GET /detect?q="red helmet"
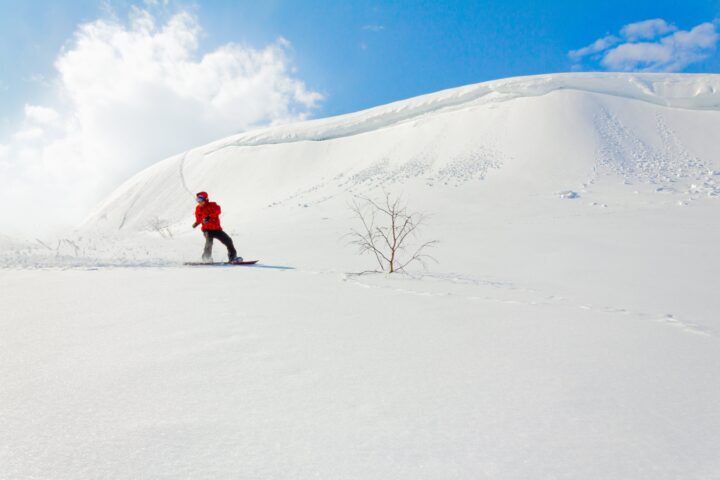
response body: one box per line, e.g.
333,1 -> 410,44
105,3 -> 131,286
196,191 -> 208,201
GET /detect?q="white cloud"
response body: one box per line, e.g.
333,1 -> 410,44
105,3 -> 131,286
603,22 -> 719,71
0,7 -> 322,233
568,35 -> 620,60
620,19 -> 677,41
24,105 -> 60,125
570,19 -> 719,72
13,127 -> 45,142
601,43 -> 673,71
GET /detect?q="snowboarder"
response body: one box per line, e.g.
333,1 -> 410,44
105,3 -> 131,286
192,191 -> 239,263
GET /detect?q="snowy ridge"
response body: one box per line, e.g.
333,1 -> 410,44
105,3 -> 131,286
203,72 -> 720,151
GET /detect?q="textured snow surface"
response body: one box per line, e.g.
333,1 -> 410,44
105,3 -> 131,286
2,268 -> 720,479
2,73 -> 720,479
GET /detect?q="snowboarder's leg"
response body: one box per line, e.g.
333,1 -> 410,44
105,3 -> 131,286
202,231 -> 214,262
213,230 -> 237,262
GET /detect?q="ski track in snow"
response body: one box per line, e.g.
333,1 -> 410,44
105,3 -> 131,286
3,251 -> 711,340
341,271 -> 716,339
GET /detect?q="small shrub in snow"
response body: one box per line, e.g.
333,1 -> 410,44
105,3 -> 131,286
347,192 -> 437,273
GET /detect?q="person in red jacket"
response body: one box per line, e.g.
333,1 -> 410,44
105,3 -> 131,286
192,191 -> 238,263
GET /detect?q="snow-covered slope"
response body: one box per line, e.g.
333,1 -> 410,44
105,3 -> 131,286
74,70 -> 720,337
4,73 -> 720,479
79,71 -> 720,325
86,72 -> 720,235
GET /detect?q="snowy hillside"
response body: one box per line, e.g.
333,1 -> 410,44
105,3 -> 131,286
81,72 -> 720,318
3,73 -> 720,479
86,72 -> 720,235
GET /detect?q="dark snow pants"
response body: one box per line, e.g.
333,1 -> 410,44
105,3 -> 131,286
203,229 -> 237,262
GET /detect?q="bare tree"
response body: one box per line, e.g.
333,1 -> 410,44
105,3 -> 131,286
347,192 -> 437,273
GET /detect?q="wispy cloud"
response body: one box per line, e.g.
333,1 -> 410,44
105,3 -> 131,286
568,35 -> 620,61
0,6 -> 322,232
569,19 -> 719,72
362,24 -> 385,32
620,19 -> 677,41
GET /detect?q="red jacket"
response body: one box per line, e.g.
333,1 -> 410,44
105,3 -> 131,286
195,202 -> 222,231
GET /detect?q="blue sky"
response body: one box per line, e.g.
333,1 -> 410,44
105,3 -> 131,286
1,0 -> 719,127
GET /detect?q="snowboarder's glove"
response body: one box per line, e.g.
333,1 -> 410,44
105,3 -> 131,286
203,216 -> 210,224
192,222 -> 199,228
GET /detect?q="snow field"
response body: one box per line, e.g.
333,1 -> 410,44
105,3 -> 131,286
2,267 -> 719,479
2,72 -> 720,478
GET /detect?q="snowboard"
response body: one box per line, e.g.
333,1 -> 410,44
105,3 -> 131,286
184,260 -> 259,266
